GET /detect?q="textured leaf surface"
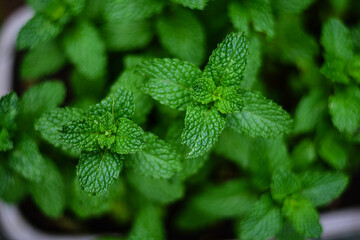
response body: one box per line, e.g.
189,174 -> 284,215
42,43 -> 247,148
111,68 -> 153,124
213,86 -> 244,114
128,171 -> 184,204
271,168 -> 301,202
112,118 -> 144,154
19,81 -> 66,120
170,0 -> 210,9
191,78 -> 216,104
182,104 -> 226,158
77,150 -> 123,195
320,53 -> 350,84
139,58 -> 202,110
128,132 -> 181,179
88,88 -> 135,120
128,205 -> 165,240
321,18 -> 353,60
0,92 -> 19,130
156,7 -> 205,65
189,180 -> 257,218
17,15 -> 63,50
282,195 -> 322,238
9,136 -> 46,182
30,159 -> 66,218
203,32 -> 248,89
104,0 -> 164,22
227,90 -> 293,138
329,87 -> 360,135
62,117 -> 101,151
63,21 -> 106,79
239,194 -> 283,240
300,171 -> 348,207
35,107 -> 84,155
21,41 -> 65,79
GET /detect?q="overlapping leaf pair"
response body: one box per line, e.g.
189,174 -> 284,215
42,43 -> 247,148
138,32 -> 293,158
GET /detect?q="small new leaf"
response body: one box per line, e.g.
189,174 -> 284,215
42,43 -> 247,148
182,104 -> 226,158
227,90 -> 293,138
203,32 -> 248,89
128,132 -> 181,179
271,168 -> 301,202
77,150 -> 123,195
213,86 -> 244,114
191,78 -> 216,104
138,58 -> 202,111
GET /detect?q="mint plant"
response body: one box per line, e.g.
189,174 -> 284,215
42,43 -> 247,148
1,0 -> 359,239
139,32 -> 292,158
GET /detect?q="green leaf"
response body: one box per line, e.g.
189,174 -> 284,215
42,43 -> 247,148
128,205 -> 165,240
300,171 -> 348,207
156,7 -> 205,65
182,104 -> 226,158
17,15 -> 63,50
348,55 -> 360,83
213,86 -> 244,114
112,118 -> 144,154
138,58 -> 202,110
104,0 -> 165,22
203,32 -> 248,89
228,2 -> 249,34
321,18 -> 353,60
0,162 -> 13,197
63,21 -> 106,80
64,0 -> 86,15
0,92 -> 19,130
62,116 -> 101,151
291,139 -> 316,170
77,150 -> 124,195
277,222 -> 306,240
96,112 -> 117,149
127,171 -> 184,204
128,132 -> 181,179
88,88 -> 135,120
294,90 -> 327,134
30,159 -> 65,218
239,194 -> 283,240
102,21 -> 153,51
318,133 -> 348,170
170,0 -> 210,10
191,77 -> 216,104
20,41 -> 65,79
70,178 -> 112,218
329,87 -> 360,135
271,168 -> 301,202
110,67 -> 153,124
27,0 -> 72,21
250,0 -> 274,38
227,90 -> 293,138
0,129 -> 13,152
19,81 -> 66,120
320,53 -> 350,84
35,107 -> 84,155
189,180 -> 257,218
9,136 -> 47,182
282,195 -> 322,238
273,0 -> 316,13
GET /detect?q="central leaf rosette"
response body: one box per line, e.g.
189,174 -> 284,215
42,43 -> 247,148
191,78 -> 244,114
